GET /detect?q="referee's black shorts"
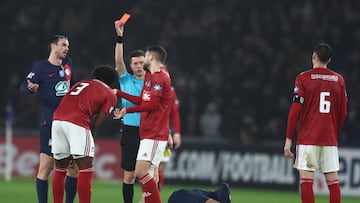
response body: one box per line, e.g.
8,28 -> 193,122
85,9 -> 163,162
120,125 -> 140,171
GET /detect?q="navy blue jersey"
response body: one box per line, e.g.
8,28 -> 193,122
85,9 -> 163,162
20,58 -> 76,125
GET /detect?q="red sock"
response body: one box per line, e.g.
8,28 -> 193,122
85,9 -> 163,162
300,178 -> 314,203
139,173 -> 162,203
327,180 -> 341,203
158,169 -> 165,191
77,166 -> 94,203
52,168 -> 67,203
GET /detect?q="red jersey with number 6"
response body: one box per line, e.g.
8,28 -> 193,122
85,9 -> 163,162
293,67 -> 347,146
53,79 -> 117,129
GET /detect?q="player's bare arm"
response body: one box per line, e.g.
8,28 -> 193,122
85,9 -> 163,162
114,20 -> 126,75
173,133 -> 181,149
91,111 -> 108,137
283,138 -> 294,159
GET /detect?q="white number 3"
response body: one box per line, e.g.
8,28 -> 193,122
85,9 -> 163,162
70,82 -> 89,95
319,92 -> 330,113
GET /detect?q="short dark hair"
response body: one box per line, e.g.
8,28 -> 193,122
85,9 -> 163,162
129,49 -> 145,62
147,46 -> 167,63
92,65 -> 119,88
313,43 -> 332,63
48,35 -> 68,51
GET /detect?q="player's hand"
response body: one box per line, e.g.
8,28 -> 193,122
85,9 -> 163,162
167,134 -> 174,149
114,20 -> 124,36
173,133 -> 181,149
283,138 -> 294,159
112,89 -> 118,95
113,108 -> 126,119
27,80 -> 39,92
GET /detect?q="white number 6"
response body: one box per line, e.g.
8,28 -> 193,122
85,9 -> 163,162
319,92 -> 330,113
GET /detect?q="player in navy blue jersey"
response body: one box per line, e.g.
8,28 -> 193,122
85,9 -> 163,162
20,35 -> 78,203
168,183 -> 231,203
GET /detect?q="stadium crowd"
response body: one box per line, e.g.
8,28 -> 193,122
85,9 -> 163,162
1,0 -> 359,147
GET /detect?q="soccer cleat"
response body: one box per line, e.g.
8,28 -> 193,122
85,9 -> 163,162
217,183 -> 231,203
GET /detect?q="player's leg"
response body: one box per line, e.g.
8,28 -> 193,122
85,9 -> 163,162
52,120 -> 72,203
36,123 -> 54,203
74,156 -> 94,203
136,139 -> 167,203
121,125 -> 140,203
321,147 -> 341,203
299,170 -> 315,203
158,148 -> 171,191
52,156 -> 72,203
294,145 -> 319,203
68,122 -> 95,203
65,159 -> 78,203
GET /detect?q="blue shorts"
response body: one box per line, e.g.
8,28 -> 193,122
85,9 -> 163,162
39,123 -> 52,156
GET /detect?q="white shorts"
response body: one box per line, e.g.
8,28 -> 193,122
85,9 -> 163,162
137,139 -> 167,167
294,145 -> 339,173
52,120 -> 95,160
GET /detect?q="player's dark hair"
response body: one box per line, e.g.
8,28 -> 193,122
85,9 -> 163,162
147,46 -> 167,63
313,43 -> 332,63
48,35 -> 68,51
129,50 -> 145,62
92,65 -> 119,88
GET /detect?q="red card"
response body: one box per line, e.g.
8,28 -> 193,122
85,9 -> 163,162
120,13 -> 131,25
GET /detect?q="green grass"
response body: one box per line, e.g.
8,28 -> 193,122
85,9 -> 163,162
0,178 -> 359,203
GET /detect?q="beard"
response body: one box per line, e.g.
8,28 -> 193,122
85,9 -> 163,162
143,63 -> 150,71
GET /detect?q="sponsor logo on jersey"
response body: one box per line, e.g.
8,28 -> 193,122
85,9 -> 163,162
55,81 -> 70,96
142,91 -> 151,101
48,73 -> 56,77
153,84 -> 162,91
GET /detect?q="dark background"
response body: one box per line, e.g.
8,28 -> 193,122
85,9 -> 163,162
1,0 -> 359,147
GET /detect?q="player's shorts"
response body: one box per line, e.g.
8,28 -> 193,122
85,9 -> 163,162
51,120 -> 95,160
294,145 -> 339,173
120,125 -> 140,171
137,139 -> 167,167
39,122 -> 52,156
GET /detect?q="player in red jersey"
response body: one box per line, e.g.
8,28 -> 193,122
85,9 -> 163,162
284,43 -> 348,203
51,65 -> 119,203
157,80 -> 182,192
114,46 -> 172,203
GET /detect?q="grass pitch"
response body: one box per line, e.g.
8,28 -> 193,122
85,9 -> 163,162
1,178 -> 359,202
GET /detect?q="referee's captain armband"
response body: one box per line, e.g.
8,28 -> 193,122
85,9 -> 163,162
293,95 -> 304,104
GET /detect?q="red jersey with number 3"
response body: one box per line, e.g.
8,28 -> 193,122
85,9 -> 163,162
53,79 -> 117,129
294,67 -> 347,146
140,68 -> 172,141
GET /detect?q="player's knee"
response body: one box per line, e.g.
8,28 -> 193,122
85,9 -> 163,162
123,172 -> 136,184
67,166 -> 79,177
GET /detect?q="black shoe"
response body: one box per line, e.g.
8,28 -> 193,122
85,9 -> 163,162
218,183 -> 231,203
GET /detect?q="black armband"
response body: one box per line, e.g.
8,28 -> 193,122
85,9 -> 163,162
116,36 -> 123,44
293,95 -> 304,104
